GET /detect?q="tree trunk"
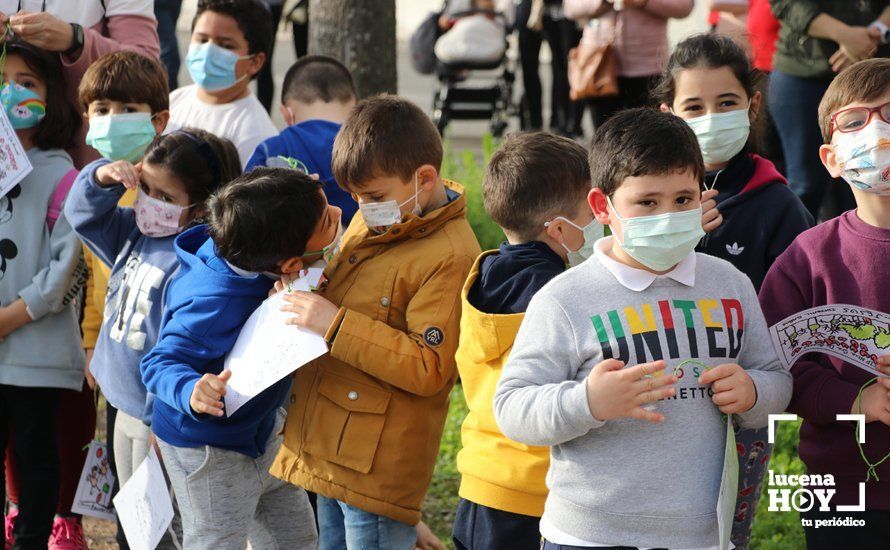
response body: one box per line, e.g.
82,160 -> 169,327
308,0 -> 397,98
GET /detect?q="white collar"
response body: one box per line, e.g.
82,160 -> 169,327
592,236 -> 696,291
224,260 -> 259,278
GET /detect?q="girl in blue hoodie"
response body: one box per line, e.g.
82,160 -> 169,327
655,33 -> 814,550
0,40 -> 85,548
64,129 -> 240,525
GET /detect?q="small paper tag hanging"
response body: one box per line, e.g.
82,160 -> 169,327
71,440 -> 117,521
0,101 -> 32,200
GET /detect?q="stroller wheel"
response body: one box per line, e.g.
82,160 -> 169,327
434,108 -> 449,136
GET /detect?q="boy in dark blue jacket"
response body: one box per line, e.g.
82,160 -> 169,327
246,55 -> 359,226
141,167 -> 342,549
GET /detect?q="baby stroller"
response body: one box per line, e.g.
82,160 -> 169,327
412,0 -> 517,138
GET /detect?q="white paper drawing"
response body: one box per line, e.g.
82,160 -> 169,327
769,304 -> 890,377
0,105 -> 32,200
113,447 -> 174,550
224,268 -> 328,417
71,440 -> 116,521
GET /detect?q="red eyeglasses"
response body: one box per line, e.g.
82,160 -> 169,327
830,101 -> 890,135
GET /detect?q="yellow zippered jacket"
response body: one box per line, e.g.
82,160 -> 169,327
455,250 -> 550,517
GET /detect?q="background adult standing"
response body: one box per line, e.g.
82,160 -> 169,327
155,0 -> 183,88
564,0 -> 694,128
0,2 -> 158,548
768,0 -> 890,220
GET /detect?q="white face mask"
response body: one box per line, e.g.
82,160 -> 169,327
359,172 -> 424,233
684,107 -> 750,165
544,216 -> 604,267
833,120 -> 890,196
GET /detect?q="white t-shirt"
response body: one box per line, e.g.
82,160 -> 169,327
168,84 -> 279,168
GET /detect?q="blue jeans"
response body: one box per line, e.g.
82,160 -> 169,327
154,0 -> 183,89
317,495 -> 417,550
768,70 -> 854,219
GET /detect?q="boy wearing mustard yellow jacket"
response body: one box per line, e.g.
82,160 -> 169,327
453,132 -> 602,550
270,95 -> 481,549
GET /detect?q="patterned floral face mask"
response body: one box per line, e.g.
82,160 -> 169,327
134,190 -> 194,238
833,120 -> 890,196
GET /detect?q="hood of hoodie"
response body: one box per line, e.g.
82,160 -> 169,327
282,119 -> 339,182
173,225 -> 274,299
458,251 -> 527,365
707,152 -> 787,211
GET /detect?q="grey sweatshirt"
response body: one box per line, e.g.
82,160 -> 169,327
493,252 -> 792,548
0,148 -> 85,390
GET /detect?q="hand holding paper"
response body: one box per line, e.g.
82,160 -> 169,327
280,291 -> 340,337
223,267 -> 329,417
190,370 -> 231,417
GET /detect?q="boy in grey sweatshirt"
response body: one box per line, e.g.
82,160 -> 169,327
494,109 -> 792,549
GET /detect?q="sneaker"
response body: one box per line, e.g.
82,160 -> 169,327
4,506 -> 16,550
48,516 -> 87,550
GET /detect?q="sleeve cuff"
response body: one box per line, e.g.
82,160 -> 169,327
179,378 -> 204,421
563,380 -> 606,433
324,307 -> 347,346
19,285 -> 51,321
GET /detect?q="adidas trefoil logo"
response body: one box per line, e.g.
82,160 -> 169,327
726,242 -> 745,256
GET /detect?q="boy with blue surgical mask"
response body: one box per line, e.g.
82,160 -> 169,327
169,0 -> 277,167
495,108 -> 792,549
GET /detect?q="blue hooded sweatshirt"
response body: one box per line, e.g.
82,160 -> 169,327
245,119 -> 358,226
65,159 -> 180,423
141,225 -> 289,457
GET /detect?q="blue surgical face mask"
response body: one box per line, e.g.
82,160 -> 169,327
86,113 -> 157,162
608,196 -> 704,272
186,42 -> 252,92
0,81 -> 45,129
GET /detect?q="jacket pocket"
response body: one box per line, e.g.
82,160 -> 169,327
304,374 -> 391,474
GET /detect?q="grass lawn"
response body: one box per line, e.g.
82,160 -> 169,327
424,385 -> 808,549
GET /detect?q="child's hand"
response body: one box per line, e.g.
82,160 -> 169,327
415,520 -> 445,550
84,348 -> 96,390
0,299 -> 32,340
280,291 -> 339,336
699,363 -> 756,414
95,161 -> 140,189
852,380 -> 890,425
585,359 -> 676,423
701,188 -> 723,233
876,355 -> 890,389
189,370 -> 231,417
